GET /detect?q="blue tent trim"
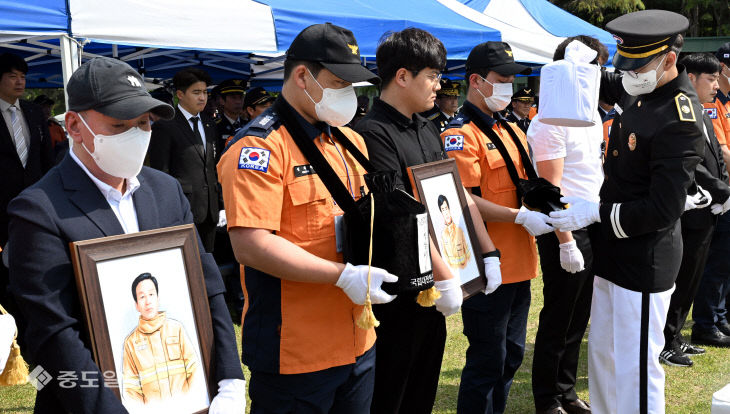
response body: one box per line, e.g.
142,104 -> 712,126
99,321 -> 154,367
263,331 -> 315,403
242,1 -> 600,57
0,0 -> 68,34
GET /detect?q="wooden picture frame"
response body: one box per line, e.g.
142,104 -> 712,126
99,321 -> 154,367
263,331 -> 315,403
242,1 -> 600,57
408,159 -> 487,299
70,224 -> 213,413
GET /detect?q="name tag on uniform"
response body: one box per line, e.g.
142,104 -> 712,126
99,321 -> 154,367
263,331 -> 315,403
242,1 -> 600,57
705,108 -> 718,119
134,339 -> 148,351
486,143 -> 497,150
444,135 -> 464,152
293,164 -> 316,177
334,215 -> 344,253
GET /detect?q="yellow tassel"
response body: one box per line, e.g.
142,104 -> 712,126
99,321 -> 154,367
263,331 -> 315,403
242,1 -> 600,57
416,286 -> 441,307
0,340 -> 28,386
356,299 -> 380,329
357,195 -> 381,330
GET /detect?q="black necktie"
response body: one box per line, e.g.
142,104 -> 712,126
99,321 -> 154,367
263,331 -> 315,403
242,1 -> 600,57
189,116 -> 203,143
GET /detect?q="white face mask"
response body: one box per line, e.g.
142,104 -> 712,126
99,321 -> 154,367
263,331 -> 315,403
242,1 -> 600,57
621,54 -> 668,96
78,114 -> 151,179
303,69 -> 357,127
476,76 -> 513,112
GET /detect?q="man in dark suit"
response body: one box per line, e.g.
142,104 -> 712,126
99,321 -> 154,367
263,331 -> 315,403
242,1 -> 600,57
149,68 -> 221,252
7,57 -> 245,413
0,52 -> 54,319
660,53 -> 730,367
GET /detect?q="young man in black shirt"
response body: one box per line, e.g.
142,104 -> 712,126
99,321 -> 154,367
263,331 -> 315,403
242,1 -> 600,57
354,28 -> 501,414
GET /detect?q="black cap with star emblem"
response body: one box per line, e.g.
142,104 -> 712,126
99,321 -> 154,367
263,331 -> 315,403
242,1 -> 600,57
243,86 -> 275,108
67,57 -> 174,120
437,79 -> 460,97
511,87 -> 535,101
606,10 -> 689,71
218,79 -> 246,95
466,41 -> 531,76
286,22 -> 379,84
716,42 -> 730,65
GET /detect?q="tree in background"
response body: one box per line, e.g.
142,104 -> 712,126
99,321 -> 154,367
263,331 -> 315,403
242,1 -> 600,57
551,0 -> 730,37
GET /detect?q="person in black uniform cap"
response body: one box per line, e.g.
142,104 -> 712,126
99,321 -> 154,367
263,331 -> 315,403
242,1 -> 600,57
215,79 -> 246,158
549,10 -> 705,414
242,86 -> 275,123
506,87 -> 535,133
420,78 -> 460,131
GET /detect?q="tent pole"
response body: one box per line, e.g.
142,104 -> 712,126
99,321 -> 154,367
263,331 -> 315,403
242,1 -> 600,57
60,35 -> 80,109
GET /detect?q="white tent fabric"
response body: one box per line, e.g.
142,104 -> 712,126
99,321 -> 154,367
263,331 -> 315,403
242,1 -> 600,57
438,0 -> 564,64
68,0 -> 277,53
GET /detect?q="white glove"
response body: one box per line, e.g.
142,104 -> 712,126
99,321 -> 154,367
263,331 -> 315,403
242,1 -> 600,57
336,263 -> 398,305
549,196 -> 600,232
434,277 -> 463,317
711,196 -> 730,215
208,379 -> 246,414
483,256 -> 502,295
514,206 -> 555,236
217,210 -> 227,227
0,314 -> 16,375
685,185 -> 712,211
559,240 -> 585,274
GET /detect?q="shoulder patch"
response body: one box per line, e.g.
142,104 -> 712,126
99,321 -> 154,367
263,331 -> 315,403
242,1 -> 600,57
224,108 -> 281,154
675,93 -> 696,122
705,107 -> 718,119
444,135 -> 464,152
427,112 -> 440,121
238,147 -> 271,172
445,113 -> 468,129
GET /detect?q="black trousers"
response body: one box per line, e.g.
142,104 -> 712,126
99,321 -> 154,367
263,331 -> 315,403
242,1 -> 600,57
663,224 -> 715,345
532,228 -> 594,411
370,293 -> 446,414
195,211 -> 217,253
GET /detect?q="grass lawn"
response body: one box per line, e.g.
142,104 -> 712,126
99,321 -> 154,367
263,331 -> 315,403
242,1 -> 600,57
2,277 -> 729,413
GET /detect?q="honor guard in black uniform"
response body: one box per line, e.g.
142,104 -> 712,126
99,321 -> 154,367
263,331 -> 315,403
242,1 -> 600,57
506,87 -> 535,133
548,10 -> 705,414
215,79 -> 246,159
420,78 -> 460,131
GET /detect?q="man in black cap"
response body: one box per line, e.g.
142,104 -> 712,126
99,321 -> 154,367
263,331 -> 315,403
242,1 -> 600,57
421,78 -> 461,131
441,41 -> 556,414
506,87 -> 535,133
548,10 -> 705,414
242,86 -> 275,125
218,23 -> 395,413
215,79 -> 246,156
7,56 -> 245,413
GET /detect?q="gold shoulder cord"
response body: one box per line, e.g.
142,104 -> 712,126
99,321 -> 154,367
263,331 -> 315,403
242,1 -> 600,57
0,303 -> 29,385
356,195 -> 380,329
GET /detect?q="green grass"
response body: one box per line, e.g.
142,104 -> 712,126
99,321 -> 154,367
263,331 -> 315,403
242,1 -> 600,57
2,278 -> 729,413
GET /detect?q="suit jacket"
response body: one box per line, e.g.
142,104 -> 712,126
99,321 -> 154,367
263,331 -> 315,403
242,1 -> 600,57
682,113 -> 730,230
0,99 -> 54,245
7,155 -> 243,413
149,108 -> 219,224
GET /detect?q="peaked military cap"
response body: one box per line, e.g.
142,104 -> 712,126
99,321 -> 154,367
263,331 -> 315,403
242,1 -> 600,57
511,87 -> 535,101
437,79 -> 460,97
218,79 -> 247,95
606,10 -> 689,71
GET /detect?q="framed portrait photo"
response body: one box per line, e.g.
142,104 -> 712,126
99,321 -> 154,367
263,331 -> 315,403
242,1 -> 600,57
408,158 -> 486,298
70,224 -> 214,414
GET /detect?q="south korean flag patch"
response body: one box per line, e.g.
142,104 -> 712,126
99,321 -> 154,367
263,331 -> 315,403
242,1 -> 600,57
238,147 -> 271,172
705,107 -> 718,119
444,135 -> 464,152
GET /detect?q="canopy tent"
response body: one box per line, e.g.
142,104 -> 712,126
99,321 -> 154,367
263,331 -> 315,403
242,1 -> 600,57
0,0 -> 617,92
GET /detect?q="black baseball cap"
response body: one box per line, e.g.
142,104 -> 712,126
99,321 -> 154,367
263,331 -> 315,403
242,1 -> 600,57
243,87 -> 275,108
286,23 -> 380,84
466,41 -> 531,76
67,57 -> 174,120
716,42 -> 730,65
606,10 -> 688,71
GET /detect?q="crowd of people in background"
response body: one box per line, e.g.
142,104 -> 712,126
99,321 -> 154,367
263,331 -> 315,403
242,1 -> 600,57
2,8 -> 730,414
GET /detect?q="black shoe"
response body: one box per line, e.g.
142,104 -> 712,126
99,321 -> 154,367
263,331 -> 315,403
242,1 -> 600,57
717,321 -> 730,336
679,340 -> 706,355
691,327 -> 730,348
659,348 -> 693,367
562,398 -> 591,414
536,406 -> 568,414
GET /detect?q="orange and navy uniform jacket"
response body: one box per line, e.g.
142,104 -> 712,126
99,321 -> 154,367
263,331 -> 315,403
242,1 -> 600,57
703,91 -> 730,147
441,101 -> 538,285
217,98 -> 375,375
